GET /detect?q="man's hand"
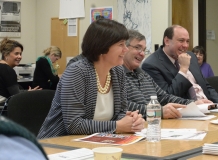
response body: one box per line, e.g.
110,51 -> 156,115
163,103 -> 186,119
178,53 -> 191,74
195,99 -> 212,105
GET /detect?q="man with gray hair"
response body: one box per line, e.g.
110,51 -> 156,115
123,29 -> 210,119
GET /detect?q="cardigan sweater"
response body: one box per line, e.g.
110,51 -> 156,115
37,58 -> 127,139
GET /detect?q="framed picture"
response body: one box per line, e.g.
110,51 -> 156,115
90,7 -> 113,23
0,1 -> 21,37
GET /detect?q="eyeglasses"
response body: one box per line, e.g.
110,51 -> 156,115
128,45 -> 150,55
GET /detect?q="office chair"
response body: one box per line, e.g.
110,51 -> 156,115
6,90 -> 55,136
206,76 -> 218,93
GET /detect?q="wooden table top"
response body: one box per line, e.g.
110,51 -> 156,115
40,113 -> 218,159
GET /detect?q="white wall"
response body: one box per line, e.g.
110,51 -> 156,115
36,0 -> 59,59
206,0 -> 218,75
151,0 -> 171,52
1,0 -> 202,65
79,0 -> 117,54
10,0 -> 172,64
0,0 -> 36,64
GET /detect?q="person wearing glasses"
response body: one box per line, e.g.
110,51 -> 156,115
123,29 -> 210,119
37,19 -> 144,139
192,46 -> 214,78
142,25 -> 218,103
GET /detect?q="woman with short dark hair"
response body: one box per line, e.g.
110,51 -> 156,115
38,19 -> 144,139
192,46 -> 214,78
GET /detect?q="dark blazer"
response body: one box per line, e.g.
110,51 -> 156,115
142,46 -> 218,103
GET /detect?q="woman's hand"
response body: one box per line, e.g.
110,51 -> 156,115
116,110 -> 144,133
28,86 -> 42,91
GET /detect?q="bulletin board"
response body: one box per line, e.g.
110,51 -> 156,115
51,17 -> 79,74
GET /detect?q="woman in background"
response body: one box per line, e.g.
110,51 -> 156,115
0,38 -> 40,106
37,19 -> 144,139
32,46 -> 62,90
192,46 -> 214,78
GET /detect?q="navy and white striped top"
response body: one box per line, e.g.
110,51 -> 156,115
124,66 -> 193,119
37,58 -> 127,139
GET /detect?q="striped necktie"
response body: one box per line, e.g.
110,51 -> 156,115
175,60 -> 180,70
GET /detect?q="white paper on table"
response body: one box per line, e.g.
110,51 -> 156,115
179,115 -> 216,120
197,103 -> 213,113
135,128 -> 207,140
178,102 -> 206,117
210,109 -> 218,113
48,148 -> 93,160
202,143 -> 218,155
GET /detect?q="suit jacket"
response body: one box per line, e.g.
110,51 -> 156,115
37,58 -> 127,139
142,46 -> 218,103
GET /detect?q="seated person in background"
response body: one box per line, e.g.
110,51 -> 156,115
0,38 -> 40,106
192,46 -> 214,78
0,116 -> 47,160
123,30 -> 211,119
32,46 -> 62,90
142,25 -> 218,103
37,19 -> 144,139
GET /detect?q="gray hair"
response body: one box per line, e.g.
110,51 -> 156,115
126,29 -> 146,46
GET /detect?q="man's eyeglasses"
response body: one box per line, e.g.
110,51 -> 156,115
128,45 -> 150,55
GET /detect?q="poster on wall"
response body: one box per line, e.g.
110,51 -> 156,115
117,0 -> 151,52
0,1 -> 21,37
90,7 -> 113,23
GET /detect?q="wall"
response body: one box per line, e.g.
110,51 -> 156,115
35,0 -> 171,57
0,0 -> 202,65
79,0 -> 117,54
7,0 -> 172,64
206,0 -> 218,76
0,0 -> 36,64
36,0 -> 59,59
151,0 -> 171,52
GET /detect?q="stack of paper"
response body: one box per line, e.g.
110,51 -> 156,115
202,143 -> 218,155
178,102 -> 216,120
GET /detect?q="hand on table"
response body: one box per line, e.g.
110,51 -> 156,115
163,103 -> 186,119
116,110 -> 144,133
195,99 -> 212,105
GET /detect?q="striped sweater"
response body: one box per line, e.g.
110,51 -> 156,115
124,66 -> 193,118
37,58 -> 127,139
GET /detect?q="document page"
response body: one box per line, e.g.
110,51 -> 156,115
48,148 -> 93,160
177,102 -> 216,120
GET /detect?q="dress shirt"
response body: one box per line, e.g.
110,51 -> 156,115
164,52 -> 207,100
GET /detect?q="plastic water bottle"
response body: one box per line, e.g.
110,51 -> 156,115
146,96 -> 161,142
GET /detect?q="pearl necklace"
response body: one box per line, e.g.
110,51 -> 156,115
95,68 -> 111,94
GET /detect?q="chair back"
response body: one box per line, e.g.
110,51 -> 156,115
206,76 -> 218,93
6,90 -> 55,136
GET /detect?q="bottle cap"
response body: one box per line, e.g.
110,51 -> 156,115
150,96 -> 157,99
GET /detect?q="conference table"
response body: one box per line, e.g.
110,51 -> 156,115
39,113 -> 218,160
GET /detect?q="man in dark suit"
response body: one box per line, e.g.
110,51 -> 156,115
142,25 -> 218,103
